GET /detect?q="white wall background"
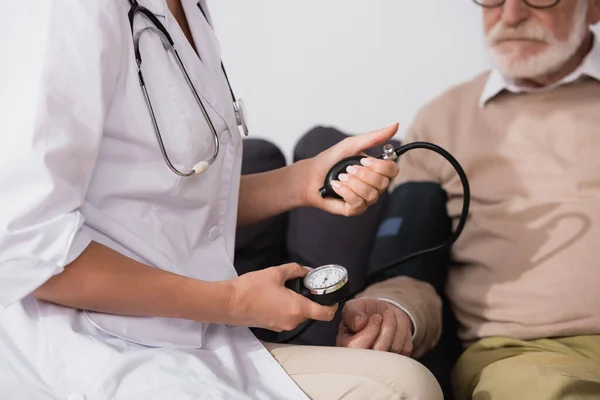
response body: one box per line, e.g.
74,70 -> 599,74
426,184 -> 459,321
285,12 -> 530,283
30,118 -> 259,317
207,1 -> 592,160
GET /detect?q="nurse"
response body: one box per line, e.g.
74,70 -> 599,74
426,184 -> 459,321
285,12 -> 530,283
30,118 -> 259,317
0,1 -> 441,399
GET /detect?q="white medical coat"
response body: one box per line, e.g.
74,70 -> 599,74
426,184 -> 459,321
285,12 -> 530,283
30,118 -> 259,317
0,1 -> 308,399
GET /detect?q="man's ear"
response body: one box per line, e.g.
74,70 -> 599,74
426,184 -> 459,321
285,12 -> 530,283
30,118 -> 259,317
589,0 -> 600,25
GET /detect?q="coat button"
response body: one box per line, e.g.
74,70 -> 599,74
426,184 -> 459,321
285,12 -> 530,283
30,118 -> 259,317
220,131 -> 231,145
68,394 -> 86,400
208,226 -> 219,241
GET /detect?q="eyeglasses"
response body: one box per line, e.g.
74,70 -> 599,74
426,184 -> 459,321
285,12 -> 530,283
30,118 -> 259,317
473,0 -> 560,9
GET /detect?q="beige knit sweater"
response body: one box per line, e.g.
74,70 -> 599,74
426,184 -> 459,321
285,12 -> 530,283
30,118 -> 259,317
358,72 -> 600,357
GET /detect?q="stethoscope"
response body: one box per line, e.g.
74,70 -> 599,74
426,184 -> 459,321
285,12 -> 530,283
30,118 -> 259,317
127,0 -> 248,177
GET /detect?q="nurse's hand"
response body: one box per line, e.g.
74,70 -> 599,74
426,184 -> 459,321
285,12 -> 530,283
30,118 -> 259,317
302,123 -> 400,217
228,263 -> 338,332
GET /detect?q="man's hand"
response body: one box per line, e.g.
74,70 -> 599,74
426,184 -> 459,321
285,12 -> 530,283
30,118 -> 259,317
300,124 -> 400,217
336,297 -> 413,356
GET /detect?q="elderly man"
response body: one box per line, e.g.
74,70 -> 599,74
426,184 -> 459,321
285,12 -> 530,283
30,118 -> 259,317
340,0 -> 600,399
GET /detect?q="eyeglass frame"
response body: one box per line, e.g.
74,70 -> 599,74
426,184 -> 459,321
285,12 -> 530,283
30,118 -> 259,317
473,0 -> 561,9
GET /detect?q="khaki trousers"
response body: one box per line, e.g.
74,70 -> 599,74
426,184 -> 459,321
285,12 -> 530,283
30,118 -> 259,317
452,335 -> 600,400
264,343 -> 443,400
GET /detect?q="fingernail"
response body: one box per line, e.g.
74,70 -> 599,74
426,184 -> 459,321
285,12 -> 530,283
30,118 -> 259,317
331,180 -> 341,188
346,166 -> 357,175
360,158 -> 372,167
338,173 -> 349,182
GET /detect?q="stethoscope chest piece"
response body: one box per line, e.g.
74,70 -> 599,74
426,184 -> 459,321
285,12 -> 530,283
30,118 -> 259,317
286,264 -> 350,306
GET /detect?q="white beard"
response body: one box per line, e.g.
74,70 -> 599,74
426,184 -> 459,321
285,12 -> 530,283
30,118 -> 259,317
484,1 -> 589,79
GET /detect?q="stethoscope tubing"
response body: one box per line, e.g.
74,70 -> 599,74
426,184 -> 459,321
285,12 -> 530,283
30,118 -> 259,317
129,0 -> 239,177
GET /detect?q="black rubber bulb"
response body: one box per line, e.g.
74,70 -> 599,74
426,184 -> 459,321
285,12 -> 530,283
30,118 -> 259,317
285,277 -> 310,297
318,155 -> 364,199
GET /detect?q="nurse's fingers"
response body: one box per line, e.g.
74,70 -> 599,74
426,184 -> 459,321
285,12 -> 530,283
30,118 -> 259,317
330,181 -> 367,215
359,157 -> 400,180
337,173 -> 381,207
304,300 -> 338,322
277,263 -> 310,283
344,165 -> 389,194
334,124 -> 399,160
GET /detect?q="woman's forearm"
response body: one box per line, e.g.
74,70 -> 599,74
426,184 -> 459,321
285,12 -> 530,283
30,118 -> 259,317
33,241 -> 233,324
237,160 -> 307,227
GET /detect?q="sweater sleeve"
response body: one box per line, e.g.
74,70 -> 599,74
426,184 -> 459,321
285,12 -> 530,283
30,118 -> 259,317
0,1 -> 123,308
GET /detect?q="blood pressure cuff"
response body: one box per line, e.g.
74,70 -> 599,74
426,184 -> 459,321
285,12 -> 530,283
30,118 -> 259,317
366,181 -> 452,294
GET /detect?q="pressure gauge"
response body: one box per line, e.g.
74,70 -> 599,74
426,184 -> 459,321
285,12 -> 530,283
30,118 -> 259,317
285,264 -> 350,306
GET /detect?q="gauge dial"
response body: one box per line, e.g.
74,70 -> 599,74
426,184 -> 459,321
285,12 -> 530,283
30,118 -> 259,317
304,264 -> 348,295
